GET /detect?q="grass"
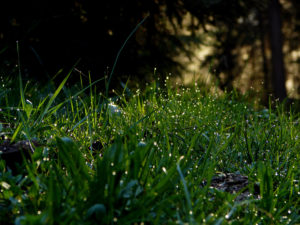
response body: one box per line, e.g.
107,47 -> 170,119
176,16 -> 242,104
0,73 -> 299,225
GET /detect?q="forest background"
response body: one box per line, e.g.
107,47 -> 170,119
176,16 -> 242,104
1,0 -> 299,105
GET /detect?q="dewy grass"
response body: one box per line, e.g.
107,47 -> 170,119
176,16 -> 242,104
0,75 -> 299,224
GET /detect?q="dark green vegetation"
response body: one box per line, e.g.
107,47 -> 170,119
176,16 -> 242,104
0,75 -> 299,224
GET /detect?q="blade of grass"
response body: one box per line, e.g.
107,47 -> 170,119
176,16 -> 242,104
47,76 -> 106,114
105,15 -> 149,96
34,62 -> 79,126
11,123 -> 22,143
177,162 -> 194,223
17,41 -> 26,112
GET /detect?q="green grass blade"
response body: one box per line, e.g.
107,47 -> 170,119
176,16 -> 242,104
34,66 -> 75,125
177,162 -> 194,222
105,15 -> 149,96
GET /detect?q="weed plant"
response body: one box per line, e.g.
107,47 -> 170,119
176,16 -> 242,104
0,73 -> 299,225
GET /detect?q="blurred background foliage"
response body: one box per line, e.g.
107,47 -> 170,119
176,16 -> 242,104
0,0 -> 299,104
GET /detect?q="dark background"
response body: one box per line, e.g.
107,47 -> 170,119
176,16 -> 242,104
0,0 -> 299,103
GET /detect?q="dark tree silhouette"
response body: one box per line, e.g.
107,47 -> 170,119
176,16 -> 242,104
269,0 -> 287,101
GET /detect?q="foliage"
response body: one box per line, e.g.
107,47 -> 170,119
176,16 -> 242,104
2,0 -> 300,101
0,75 -> 299,224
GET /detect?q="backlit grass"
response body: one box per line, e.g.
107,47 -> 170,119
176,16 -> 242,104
0,75 -> 299,225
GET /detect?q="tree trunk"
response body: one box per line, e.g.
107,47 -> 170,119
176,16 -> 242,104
258,10 -> 270,101
269,0 -> 287,101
